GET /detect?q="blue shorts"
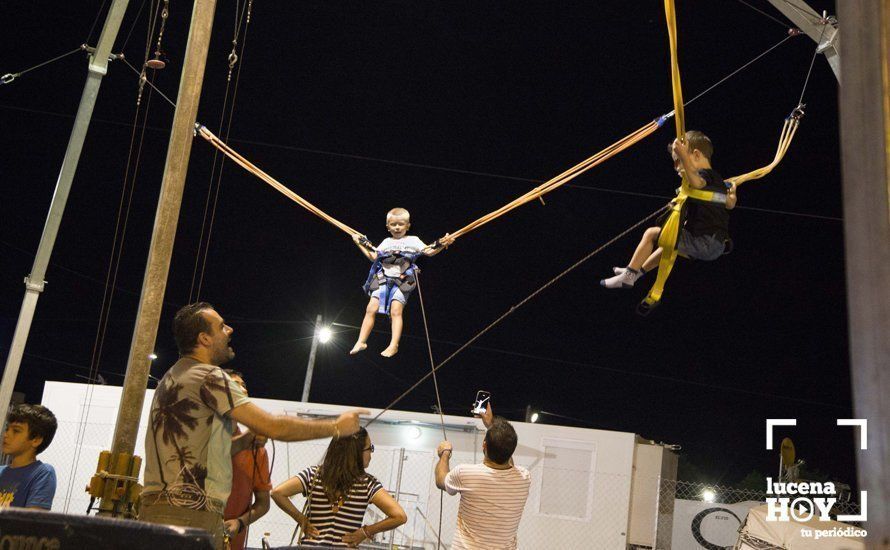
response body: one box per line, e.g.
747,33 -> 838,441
372,287 -> 407,314
677,230 -> 726,261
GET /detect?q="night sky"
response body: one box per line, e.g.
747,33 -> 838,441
1,1 -> 851,488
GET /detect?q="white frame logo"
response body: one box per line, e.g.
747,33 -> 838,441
764,418 -> 868,523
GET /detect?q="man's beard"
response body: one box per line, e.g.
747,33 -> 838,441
213,344 -> 235,365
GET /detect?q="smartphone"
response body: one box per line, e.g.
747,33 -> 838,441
471,390 -> 491,416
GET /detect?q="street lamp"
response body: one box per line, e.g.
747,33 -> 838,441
302,315 -> 332,402
316,326 -> 333,344
525,407 -> 594,427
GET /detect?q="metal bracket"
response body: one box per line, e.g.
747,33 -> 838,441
816,25 -> 838,55
23,276 -> 45,293
88,450 -> 143,518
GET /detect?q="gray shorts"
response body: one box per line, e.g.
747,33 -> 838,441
372,286 -> 407,313
678,230 -> 726,261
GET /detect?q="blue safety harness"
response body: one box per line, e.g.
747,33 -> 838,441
362,251 -> 421,315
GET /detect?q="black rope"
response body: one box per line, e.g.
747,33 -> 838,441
734,0 -> 790,29
120,57 -> 176,107
190,0 -> 254,302
63,68 -> 159,513
683,33 -> 796,109
85,0 -> 111,45
781,0 -> 825,26
414,272 -> 446,550
119,0 -> 150,54
1,47 -> 84,85
797,22 -> 827,107
63,1 -> 169,511
415,273 -> 447,441
367,204 -> 669,425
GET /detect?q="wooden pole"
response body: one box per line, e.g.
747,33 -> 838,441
98,0 -> 218,515
837,1 -> 890,546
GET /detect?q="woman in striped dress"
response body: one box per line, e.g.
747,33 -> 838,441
271,427 -> 407,547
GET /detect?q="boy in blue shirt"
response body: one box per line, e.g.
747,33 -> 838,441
0,404 -> 58,509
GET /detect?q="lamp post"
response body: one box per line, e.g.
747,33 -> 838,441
525,408 -> 589,426
301,315 -> 332,402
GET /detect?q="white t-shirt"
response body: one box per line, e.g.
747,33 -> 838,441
376,236 -> 426,277
445,463 -> 531,550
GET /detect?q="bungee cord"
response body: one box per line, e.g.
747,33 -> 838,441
194,26 -> 799,250
440,119 -> 664,243
196,125 -> 369,240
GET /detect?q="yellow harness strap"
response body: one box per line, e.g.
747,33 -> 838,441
639,2 -> 803,315
726,111 -> 802,187
639,0 -> 687,314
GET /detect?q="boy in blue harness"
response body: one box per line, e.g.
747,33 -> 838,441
350,208 -> 451,358
600,131 -> 737,289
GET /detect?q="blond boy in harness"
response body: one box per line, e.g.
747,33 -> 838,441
350,208 -> 451,358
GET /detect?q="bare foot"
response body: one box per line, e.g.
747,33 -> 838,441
380,345 -> 399,358
349,342 -> 367,355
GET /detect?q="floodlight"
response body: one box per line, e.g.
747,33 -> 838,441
702,488 -> 716,503
317,326 -> 333,344
530,412 -> 539,423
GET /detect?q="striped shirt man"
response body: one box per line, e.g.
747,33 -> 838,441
445,462 -> 531,550
296,465 -> 383,547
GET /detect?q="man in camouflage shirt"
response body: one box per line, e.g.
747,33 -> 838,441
140,303 -> 366,549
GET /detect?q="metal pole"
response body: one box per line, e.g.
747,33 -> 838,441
100,0 -> 218,514
837,2 -> 890,545
0,0 -> 130,417
765,0 -> 839,80
301,314 -> 322,402
392,448 -> 406,550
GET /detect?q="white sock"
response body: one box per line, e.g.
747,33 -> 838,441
600,268 -> 642,289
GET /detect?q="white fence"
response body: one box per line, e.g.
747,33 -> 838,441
41,381 -> 649,549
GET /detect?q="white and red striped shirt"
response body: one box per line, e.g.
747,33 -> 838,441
445,463 -> 531,550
